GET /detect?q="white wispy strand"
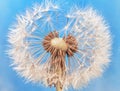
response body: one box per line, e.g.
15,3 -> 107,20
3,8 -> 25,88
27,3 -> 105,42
8,0 -> 111,90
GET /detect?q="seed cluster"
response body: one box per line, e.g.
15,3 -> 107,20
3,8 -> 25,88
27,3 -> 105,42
42,31 -> 78,88
64,35 -> 78,57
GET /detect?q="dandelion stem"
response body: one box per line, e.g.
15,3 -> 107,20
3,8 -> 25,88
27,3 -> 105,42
56,81 -> 62,91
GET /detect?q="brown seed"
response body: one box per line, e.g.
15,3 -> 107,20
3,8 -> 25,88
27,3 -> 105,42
42,31 -> 78,87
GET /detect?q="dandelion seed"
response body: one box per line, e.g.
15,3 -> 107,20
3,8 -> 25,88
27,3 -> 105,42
8,0 -> 111,91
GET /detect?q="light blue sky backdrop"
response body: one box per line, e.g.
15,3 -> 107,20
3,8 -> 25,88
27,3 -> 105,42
0,0 -> 120,91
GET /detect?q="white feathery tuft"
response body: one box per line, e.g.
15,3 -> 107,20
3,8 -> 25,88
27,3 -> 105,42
8,0 -> 111,90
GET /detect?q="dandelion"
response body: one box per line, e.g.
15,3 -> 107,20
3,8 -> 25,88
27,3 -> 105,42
8,0 -> 111,91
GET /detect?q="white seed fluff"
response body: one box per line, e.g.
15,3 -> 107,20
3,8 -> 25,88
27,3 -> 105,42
8,0 -> 111,90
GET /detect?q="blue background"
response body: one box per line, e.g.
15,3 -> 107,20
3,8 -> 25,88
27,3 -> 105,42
0,0 -> 120,91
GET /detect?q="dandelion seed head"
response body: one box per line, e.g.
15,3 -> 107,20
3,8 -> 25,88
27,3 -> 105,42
8,0 -> 111,90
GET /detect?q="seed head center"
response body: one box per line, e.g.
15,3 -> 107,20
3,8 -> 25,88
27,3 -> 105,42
51,38 -> 68,51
